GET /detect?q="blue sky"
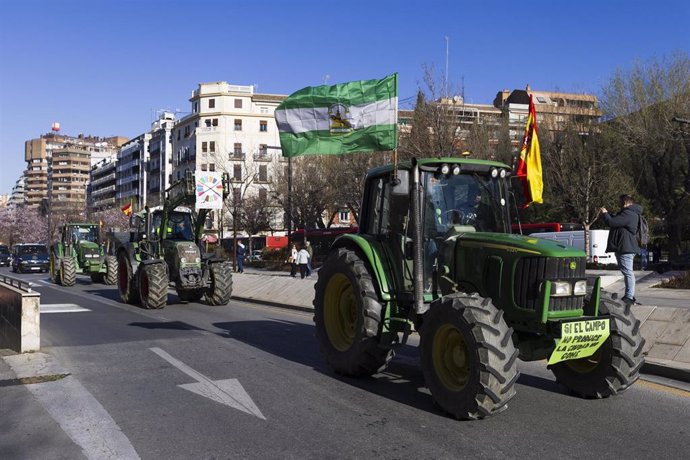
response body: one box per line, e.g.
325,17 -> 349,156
1,0 -> 688,195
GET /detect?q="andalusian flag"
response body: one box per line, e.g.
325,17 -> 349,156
516,94 -> 543,206
275,74 -> 398,157
121,202 -> 132,216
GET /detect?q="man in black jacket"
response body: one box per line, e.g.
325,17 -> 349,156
601,195 -> 643,304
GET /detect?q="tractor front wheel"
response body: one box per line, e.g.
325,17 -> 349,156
60,256 -> 77,287
139,263 -> 168,309
313,248 -> 393,377
205,262 -> 233,306
420,294 -> 519,420
104,256 -> 118,285
549,294 -> 645,398
117,253 -> 139,305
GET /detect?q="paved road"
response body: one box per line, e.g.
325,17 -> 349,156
2,269 -> 690,459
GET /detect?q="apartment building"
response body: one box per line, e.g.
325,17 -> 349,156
7,176 -> 26,209
23,132 -> 126,209
88,157 -> 118,211
147,112 -> 176,207
172,81 -> 287,233
116,133 -> 150,210
49,146 -> 92,211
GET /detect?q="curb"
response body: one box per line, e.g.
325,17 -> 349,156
642,358 -> 690,384
230,295 -> 314,314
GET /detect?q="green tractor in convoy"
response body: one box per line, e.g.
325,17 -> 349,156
314,157 -> 645,419
116,171 -> 233,309
50,223 -> 118,286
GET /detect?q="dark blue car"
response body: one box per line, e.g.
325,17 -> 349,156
0,245 -> 10,267
12,244 -> 49,273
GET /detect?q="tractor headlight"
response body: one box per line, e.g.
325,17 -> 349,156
440,163 -> 450,175
551,281 -> 572,297
573,280 -> 587,296
499,169 -> 507,178
452,165 -> 461,175
490,168 -> 498,178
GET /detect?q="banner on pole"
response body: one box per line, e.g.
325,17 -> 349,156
195,172 -> 224,210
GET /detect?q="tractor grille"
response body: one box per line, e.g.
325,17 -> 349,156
513,257 -> 586,312
176,243 -> 200,266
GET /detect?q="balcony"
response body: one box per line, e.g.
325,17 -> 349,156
229,152 -> 245,160
253,153 -> 272,162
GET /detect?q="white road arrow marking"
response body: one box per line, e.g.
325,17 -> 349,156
149,347 -> 265,420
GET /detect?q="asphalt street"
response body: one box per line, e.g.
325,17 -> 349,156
2,267 -> 689,459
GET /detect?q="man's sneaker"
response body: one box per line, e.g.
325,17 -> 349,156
621,296 -> 635,304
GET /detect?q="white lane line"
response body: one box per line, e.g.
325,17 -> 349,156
150,347 -> 265,420
4,352 -> 140,460
41,303 -> 91,314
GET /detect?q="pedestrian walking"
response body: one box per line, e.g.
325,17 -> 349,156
296,244 -> 310,279
601,194 -> 643,304
289,243 -> 298,277
305,241 -> 313,276
236,241 -> 246,273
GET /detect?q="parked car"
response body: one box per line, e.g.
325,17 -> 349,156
12,244 -> 49,273
248,250 -> 263,262
0,245 -> 10,267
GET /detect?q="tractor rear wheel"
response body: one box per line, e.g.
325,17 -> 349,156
60,256 -> 77,287
313,248 -> 393,377
139,263 -> 168,309
117,253 -> 139,305
178,289 -> 204,302
49,253 -> 60,284
549,294 -> 645,398
205,262 -> 233,306
420,294 -> 519,420
104,256 -> 118,285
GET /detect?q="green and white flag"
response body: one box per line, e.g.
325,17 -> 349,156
275,73 -> 398,157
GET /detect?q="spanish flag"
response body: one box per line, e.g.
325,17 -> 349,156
121,203 -> 132,216
516,94 -> 543,206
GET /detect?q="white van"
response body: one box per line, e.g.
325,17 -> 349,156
528,229 -> 617,265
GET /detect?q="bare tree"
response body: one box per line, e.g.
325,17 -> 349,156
600,53 -> 690,259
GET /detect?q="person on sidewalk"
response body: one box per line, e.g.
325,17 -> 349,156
296,244 -> 310,279
289,243 -> 298,277
305,241 -> 313,277
601,194 -> 643,304
236,241 -> 246,273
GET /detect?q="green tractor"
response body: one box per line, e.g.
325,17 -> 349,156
314,158 -> 645,419
116,171 -> 233,309
50,223 -> 118,286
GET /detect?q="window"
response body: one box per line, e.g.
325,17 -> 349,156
209,99 -> 215,109
259,165 -> 267,182
205,119 -> 211,127
234,143 -> 242,156
202,142 -> 208,153
259,120 -> 268,132
209,141 -> 215,152
259,188 -> 267,201
339,210 -> 350,222
177,130 -> 180,140
194,102 -> 198,113
209,163 -> 215,172
233,164 -> 241,180
201,164 -> 208,171
259,144 -> 267,155
234,119 -> 242,131
212,118 -> 218,126
234,99 -> 242,108
260,106 -> 269,114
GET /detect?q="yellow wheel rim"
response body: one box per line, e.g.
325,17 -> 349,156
564,346 -> 603,374
433,324 -> 471,391
323,273 -> 357,352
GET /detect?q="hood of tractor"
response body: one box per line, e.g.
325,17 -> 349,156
452,231 -> 586,258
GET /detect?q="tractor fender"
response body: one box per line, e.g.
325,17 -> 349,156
331,234 -> 392,302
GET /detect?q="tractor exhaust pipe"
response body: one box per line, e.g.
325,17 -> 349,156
410,158 -> 427,314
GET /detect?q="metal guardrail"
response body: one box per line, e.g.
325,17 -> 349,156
0,274 -> 34,293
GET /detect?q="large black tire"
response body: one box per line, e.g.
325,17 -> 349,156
49,253 -> 60,284
178,289 -> 204,303
420,294 -> 519,420
138,263 -> 168,309
205,262 -> 233,306
104,256 -> 118,285
313,248 -> 393,377
60,256 -> 77,287
117,253 -> 139,305
549,294 -> 645,398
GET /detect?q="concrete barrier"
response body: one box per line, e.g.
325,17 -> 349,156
0,275 -> 40,352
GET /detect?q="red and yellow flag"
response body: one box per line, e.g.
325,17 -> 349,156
516,94 -> 543,206
121,203 -> 132,216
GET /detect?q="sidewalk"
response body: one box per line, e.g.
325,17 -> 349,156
231,267 -> 690,382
